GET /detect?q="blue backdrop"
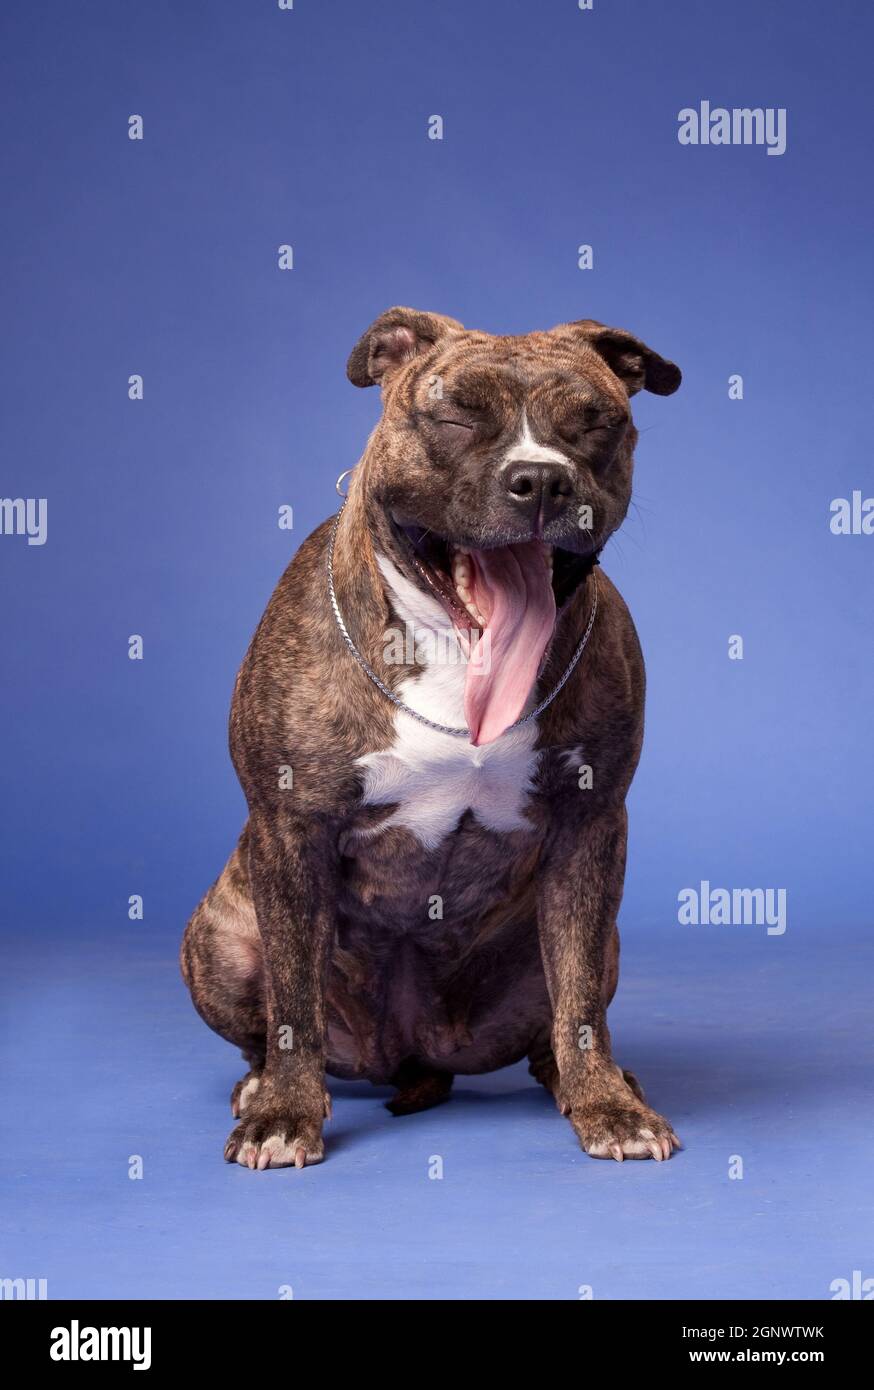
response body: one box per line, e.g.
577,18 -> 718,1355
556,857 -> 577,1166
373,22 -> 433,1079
1,0 -> 871,1302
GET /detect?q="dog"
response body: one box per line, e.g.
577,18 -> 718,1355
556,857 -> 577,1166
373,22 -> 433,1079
181,306 -> 682,1169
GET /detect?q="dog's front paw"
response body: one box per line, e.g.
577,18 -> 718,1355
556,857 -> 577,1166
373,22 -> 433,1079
560,1070 -> 680,1161
224,1087 -> 329,1170
571,1097 -> 681,1162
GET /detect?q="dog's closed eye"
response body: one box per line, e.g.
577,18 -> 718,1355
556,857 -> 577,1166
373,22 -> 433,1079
434,418 -> 475,431
556,406 -> 625,446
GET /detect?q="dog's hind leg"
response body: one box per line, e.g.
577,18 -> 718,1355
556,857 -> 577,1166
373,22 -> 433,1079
180,825 -> 267,1113
386,1058 -> 454,1116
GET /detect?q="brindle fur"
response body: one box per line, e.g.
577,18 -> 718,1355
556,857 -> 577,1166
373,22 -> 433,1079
181,307 -> 682,1167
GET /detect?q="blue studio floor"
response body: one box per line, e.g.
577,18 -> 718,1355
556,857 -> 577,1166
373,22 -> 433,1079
3,928 -> 872,1301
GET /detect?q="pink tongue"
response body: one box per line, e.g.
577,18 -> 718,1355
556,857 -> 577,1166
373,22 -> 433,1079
464,542 -> 556,745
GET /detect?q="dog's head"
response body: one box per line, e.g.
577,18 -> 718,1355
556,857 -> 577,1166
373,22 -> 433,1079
347,306 -> 681,743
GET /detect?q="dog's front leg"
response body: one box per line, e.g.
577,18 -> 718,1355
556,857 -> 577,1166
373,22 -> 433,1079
223,816 -> 333,1170
538,806 -> 680,1162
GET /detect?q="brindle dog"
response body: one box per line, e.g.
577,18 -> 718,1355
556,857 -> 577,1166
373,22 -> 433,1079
181,307 -> 683,1169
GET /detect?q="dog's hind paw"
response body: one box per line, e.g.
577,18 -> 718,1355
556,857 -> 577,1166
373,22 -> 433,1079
620,1067 -> 645,1102
230,1070 -> 262,1118
386,1066 -> 453,1116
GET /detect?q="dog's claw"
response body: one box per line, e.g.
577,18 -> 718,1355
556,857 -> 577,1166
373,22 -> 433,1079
224,1110 -> 325,1170
576,1102 -> 679,1162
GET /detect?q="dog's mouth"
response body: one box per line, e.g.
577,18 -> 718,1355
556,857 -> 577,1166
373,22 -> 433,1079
391,521 -> 595,745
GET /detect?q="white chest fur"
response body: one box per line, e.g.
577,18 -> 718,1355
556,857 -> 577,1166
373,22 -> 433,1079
355,555 -> 541,851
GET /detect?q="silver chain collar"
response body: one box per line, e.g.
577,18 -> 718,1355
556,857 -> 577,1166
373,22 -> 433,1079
326,500 -> 598,740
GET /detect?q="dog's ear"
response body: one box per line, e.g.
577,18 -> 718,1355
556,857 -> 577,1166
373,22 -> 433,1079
347,306 -> 465,388
550,319 -> 681,397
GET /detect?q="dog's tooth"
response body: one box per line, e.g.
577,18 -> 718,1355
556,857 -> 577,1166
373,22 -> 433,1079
456,584 -> 471,602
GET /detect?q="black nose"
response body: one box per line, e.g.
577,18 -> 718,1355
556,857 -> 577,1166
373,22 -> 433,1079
504,462 -> 573,523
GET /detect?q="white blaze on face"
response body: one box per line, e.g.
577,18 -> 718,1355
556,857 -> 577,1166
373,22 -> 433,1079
503,411 -> 574,471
